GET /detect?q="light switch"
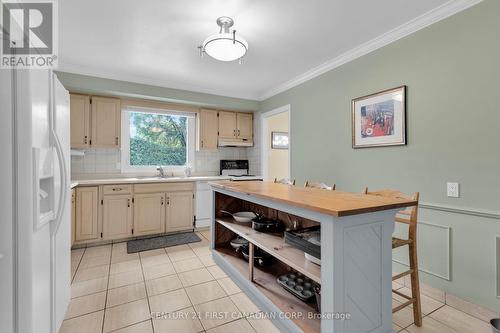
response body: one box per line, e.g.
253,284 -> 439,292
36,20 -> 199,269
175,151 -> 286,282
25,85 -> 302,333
447,182 -> 460,198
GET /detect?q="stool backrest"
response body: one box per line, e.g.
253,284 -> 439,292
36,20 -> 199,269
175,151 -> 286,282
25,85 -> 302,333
363,188 -> 419,239
304,181 -> 336,191
274,178 -> 296,185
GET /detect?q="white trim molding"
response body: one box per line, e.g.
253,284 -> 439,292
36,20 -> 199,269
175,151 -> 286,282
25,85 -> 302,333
259,0 -> 484,100
420,202 -> 500,220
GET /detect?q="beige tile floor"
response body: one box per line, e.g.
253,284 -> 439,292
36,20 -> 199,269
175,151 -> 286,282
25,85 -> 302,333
63,230 -> 493,333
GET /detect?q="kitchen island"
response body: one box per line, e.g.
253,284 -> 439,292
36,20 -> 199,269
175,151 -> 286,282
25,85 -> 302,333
209,181 -> 417,333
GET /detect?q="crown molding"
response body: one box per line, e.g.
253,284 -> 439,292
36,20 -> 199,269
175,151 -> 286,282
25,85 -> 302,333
57,61 -> 261,101
258,0 -> 484,101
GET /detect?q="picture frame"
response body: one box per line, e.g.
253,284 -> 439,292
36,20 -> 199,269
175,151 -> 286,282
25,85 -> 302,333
271,131 -> 289,149
352,85 -> 406,148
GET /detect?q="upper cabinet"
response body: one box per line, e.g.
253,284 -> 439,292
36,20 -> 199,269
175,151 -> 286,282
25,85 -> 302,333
197,108 -> 218,150
70,94 -> 91,149
91,96 -> 121,148
236,113 -> 253,140
218,111 -> 237,140
217,110 -> 253,146
70,94 -> 121,149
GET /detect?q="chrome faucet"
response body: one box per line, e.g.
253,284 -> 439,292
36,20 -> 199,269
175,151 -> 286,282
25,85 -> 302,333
156,166 -> 166,178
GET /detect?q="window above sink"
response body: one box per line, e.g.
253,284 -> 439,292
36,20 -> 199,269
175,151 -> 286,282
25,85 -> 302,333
121,106 -> 195,173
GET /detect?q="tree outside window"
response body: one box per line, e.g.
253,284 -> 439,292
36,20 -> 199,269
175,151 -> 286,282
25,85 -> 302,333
129,111 -> 188,166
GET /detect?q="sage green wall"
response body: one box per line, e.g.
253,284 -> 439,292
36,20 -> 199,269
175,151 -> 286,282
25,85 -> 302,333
260,0 -> 500,311
55,72 -> 259,111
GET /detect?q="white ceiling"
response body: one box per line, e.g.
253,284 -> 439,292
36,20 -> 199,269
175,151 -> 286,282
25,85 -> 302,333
59,0 -> 469,100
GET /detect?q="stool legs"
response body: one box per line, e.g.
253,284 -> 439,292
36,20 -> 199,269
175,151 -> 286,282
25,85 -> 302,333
408,242 -> 422,326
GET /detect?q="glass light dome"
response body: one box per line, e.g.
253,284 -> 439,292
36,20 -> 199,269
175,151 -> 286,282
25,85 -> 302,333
199,17 -> 248,62
202,33 -> 248,62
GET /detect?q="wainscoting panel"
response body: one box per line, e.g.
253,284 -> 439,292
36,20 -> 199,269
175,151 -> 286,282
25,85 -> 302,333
392,220 -> 451,281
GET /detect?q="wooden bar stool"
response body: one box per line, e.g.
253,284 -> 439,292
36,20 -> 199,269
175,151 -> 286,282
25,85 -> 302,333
274,178 -> 295,185
363,188 -> 422,327
304,181 -> 336,191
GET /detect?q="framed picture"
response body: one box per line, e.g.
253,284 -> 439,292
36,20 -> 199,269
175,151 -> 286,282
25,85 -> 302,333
271,132 -> 289,149
352,85 -> 406,148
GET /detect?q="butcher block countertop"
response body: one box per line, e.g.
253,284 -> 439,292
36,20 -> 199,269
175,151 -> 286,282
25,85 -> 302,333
209,181 -> 417,217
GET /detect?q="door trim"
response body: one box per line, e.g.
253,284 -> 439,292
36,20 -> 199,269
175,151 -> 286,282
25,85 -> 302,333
260,105 -> 291,181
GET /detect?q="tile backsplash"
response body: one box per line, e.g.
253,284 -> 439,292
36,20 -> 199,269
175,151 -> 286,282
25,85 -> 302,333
71,149 -> 121,174
71,147 -> 255,176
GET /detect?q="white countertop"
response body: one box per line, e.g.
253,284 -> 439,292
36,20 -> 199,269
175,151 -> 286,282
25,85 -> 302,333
70,175 -> 230,187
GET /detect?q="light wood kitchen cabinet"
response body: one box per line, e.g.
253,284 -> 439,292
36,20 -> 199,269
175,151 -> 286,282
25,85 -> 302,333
236,113 -> 253,140
217,110 -> 253,141
197,109 -> 218,150
166,191 -> 194,232
69,94 -> 121,149
71,189 -> 76,246
91,96 -> 121,148
75,187 -> 99,242
133,193 -> 166,236
102,195 -> 133,240
218,111 -> 237,139
70,94 -> 91,148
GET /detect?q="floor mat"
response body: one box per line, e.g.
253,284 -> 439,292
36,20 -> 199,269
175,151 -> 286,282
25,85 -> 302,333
127,232 -> 201,253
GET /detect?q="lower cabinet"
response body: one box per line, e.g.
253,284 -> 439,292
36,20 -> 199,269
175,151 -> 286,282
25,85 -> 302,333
71,189 -> 76,246
75,186 -> 99,242
103,195 -> 133,240
133,193 -> 166,236
72,183 -> 195,246
166,191 -> 194,232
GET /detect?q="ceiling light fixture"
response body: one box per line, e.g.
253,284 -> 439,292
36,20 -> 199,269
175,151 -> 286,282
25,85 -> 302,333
198,16 -> 248,63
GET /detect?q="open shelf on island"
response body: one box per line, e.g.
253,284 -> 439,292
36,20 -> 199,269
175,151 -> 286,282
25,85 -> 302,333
215,217 -> 321,284
213,247 -> 321,333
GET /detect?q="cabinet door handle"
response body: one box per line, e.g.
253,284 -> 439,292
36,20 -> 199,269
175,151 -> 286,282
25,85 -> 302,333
237,129 -> 241,136
84,136 -> 88,144
161,198 -> 164,205
201,140 -> 204,148
167,197 -> 170,205
115,137 -> 119,145
127,199 -> 130,207
112,188 -> 122,191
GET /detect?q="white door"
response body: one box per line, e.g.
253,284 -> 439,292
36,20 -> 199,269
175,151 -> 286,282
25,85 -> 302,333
52,74 -> 71,330
30,68 -> 53,333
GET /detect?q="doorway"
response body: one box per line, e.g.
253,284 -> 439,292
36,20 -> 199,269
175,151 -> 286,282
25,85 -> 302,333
261,105 -> 290,181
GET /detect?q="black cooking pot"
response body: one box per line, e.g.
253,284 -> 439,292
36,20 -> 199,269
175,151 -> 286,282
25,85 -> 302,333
238,245 -> 273,266
252,215 -> 284,232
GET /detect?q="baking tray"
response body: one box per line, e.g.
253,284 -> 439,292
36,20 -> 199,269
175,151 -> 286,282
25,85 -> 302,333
284,226 -> 321,260
277,272 -> 316,302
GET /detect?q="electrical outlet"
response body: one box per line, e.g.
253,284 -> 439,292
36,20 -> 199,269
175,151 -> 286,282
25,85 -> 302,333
447,182 -> 460,198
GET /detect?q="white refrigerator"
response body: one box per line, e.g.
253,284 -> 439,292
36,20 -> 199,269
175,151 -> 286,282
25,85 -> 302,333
1,67 -> 71,333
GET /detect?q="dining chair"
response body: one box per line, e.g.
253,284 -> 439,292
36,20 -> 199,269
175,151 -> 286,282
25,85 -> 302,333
363,187 -> 422,327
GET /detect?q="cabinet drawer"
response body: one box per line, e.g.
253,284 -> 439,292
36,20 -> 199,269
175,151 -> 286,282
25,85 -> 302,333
134,182 -> 194,194
103,184 -> 132,195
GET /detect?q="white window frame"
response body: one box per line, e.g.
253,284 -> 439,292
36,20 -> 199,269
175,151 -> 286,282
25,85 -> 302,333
121,106 -> 195,174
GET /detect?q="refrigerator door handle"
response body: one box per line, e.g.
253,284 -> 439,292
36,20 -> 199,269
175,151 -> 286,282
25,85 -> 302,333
51,129 -> 67,235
